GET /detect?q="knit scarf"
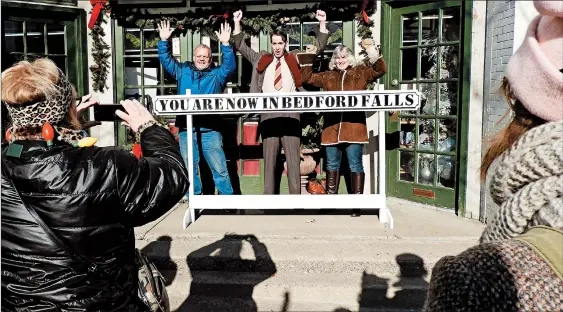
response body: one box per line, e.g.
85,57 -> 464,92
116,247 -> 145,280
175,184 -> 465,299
480,121 -> 563,243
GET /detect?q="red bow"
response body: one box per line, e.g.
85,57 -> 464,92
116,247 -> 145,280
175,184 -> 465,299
361,0 -> 372,24
88,0 -> 108,29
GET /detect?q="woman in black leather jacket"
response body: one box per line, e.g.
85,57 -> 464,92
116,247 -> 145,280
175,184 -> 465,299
1,58 -> 189,311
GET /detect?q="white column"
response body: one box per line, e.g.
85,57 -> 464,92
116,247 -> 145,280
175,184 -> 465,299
78,1 -> 116,147
464,0 -> 486,220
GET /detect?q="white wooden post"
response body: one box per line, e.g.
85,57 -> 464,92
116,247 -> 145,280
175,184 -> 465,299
184,90 -> 195,228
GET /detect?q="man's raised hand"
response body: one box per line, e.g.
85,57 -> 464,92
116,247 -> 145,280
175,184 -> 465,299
215,22 -> 232,45
158,20 -> 174,41
233,10 -> 243,35
315,10 -> 326,22
233,10 -> 243,23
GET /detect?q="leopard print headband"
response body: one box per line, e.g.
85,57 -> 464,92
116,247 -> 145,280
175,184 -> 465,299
5,70 -> 86,145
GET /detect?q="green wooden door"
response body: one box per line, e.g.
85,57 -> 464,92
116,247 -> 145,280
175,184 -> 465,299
383,1 -> 471,208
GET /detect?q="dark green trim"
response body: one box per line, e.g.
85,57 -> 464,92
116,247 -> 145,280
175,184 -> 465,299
113,20 -> 127,147
456,0 -> 473,217
1,1 -> 79,13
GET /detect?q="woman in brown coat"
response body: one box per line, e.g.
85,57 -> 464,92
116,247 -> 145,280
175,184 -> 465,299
300,40 -> 387,216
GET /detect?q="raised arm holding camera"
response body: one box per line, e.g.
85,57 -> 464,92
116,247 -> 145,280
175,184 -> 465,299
1,58 -> 188,311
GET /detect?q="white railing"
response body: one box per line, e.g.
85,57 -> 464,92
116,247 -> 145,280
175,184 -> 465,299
153,89 -> 421,230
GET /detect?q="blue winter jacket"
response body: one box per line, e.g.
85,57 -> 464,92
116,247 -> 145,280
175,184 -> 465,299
158,40 -> 236,131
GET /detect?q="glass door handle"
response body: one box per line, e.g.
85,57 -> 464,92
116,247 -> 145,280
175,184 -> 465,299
391,79 -> 399,86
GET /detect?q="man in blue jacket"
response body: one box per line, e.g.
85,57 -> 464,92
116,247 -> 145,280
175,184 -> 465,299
158,20 -> 236,198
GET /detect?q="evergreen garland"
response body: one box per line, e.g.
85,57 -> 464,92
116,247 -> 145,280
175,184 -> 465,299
89,1 -> 376,93
89,7 -> 111,93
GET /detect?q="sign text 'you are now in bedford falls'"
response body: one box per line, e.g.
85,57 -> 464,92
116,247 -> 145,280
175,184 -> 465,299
152,90 -> 421,115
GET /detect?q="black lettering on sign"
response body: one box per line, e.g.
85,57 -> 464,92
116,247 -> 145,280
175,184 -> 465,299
282,97 -> 291,109
336,96 -> 345,108
178,99 -> 188,110
315,96 -> 323,108
405,94 -> 415,106
159,99 -> 168,111
294,96 -> 303,109
193,99 -> 202,110
237,98 -> 247,109
394,94 -> 402,106
362,95 -> 370,107
247,97 -> 258,109
227,98 -> 236,110
384,94 -> 392,106
203,98 -> 213,110
372,95 -> 382,107
303,96 -> 313,108
348,95 -> 358,107
215,98 -> 223,110
325,96 -> 335,108
268,97 -> 278,109
170,100 -> 180,111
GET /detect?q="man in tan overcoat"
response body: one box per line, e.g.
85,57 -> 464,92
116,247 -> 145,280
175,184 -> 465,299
232,10 -> 329,194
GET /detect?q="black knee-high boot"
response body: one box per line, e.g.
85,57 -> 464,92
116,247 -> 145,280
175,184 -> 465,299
351,172 -> 365,217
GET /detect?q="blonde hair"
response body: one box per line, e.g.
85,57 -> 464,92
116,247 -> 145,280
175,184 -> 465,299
1,58 -> 81,130
328,45 -> 357,70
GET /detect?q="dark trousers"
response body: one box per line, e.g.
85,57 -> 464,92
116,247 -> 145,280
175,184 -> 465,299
260,118 -> 301,194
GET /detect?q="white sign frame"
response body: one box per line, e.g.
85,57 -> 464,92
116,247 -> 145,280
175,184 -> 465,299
153,89 -> 421,230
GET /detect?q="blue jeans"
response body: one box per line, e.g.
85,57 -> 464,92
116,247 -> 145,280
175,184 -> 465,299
325,143 -> 364,173
179,130 -> 234,196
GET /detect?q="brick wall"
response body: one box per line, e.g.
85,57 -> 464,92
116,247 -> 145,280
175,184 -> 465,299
480,0 -> 516,222
483,0 -> 515,138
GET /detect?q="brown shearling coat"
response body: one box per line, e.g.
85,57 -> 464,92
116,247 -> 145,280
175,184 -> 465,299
301,51 -> 387,145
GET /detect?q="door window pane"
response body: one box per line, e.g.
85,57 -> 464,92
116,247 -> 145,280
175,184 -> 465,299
402,13 -> 418,47
442,7 -> 460,42
125,88 -> 142,100
48,56 -> 66,73
421,10 -> 438,44
4,21 -> 24,53
438,119 -> 457,152
417,153 -> 434,185
47,23 -> 65,54
418,119 -> 435,151
419,83 -> 436,115
26,22 -> 45,54
400,118 -> 415,149
440,45 -> 459,79
421,47 -> 437,80
399,151 -> 415,182
325,22 -> 343,51
401,48 -> 417,81
439,82 -> 457,115
143,57 -> 160,86
437,155 -> 455,188
124,29 -> 141,55
143,28 -> 159,54
125,57 -> 143,86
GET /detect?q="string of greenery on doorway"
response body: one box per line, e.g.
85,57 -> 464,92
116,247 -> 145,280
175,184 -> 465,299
89,1 -> 378,93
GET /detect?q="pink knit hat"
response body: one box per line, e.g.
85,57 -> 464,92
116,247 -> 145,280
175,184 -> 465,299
506,0 -> 563,121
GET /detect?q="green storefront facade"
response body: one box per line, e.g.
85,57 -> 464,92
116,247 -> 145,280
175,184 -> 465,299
3,0 -> 509,220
